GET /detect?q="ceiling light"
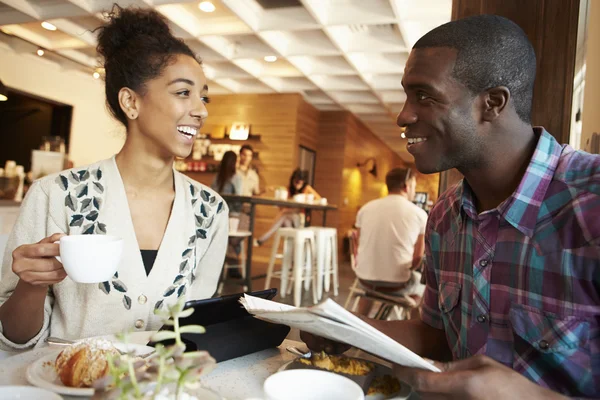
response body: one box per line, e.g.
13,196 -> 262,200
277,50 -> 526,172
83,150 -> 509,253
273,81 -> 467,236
0,79 -> 7,102
93,71 -> 100,79
264,55 -> 277,63
37,49 -> 44,56
41,21 -> 57,31
199,1 -> 216,12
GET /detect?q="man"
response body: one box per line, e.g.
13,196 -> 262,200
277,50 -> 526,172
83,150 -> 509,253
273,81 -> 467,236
304,14 -> 600,398
354,168 -> 427,315
237,144 -> 261,196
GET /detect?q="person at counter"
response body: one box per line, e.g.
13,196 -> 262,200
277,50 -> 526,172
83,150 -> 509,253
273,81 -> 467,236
237,145 -> 262,196
0,6 -> 228,350
254,169 -> 320,247
211,151 -> 242,197
303,14 -> 600,399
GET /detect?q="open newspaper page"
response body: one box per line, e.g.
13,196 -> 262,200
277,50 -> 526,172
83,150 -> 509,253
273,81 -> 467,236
240,294 -> 440,372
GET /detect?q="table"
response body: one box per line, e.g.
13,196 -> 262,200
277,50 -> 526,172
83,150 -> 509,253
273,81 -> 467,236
221,195 -> 338,292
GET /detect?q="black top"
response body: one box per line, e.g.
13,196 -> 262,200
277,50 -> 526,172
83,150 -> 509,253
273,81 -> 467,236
140,250 -> 158,276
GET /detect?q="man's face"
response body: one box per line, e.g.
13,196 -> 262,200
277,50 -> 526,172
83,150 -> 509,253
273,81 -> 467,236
239,149 -> 253,167
397,48 -> 484,174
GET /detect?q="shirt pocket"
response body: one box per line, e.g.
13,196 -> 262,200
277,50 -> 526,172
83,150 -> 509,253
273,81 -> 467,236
438,281 -> 463,358
509,304 -> 593,397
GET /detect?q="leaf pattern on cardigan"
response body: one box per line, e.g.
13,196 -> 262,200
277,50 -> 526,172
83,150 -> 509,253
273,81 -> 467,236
56,166 -> 133,309
154,183 -> 224,312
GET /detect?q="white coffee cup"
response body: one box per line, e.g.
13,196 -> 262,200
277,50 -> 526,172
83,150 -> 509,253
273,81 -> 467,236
293,194 -> 306,203
56,235 -> 123,283
306,194 -> 315,203
263,370 -> 364,400
320,198 -> 328,205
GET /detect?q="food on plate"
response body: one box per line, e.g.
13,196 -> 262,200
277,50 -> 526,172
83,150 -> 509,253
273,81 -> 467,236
367,374 -> 402,396
298,351 -> 374,376
54,339 -> 120,388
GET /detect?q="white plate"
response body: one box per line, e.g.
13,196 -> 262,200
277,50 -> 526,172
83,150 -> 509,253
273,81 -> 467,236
0,386 -> 63,400
278,360 -> 412,400
26,342 -> 153,397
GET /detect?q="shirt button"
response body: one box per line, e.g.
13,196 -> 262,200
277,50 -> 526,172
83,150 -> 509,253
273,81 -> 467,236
539,340 -> 550,350
476,314 -> 487,323
479,259 -> 489,267
138,295 -> 147,305
134,319 -> 144,329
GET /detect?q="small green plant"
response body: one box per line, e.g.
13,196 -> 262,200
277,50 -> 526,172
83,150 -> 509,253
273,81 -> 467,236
93,299 -> 216,399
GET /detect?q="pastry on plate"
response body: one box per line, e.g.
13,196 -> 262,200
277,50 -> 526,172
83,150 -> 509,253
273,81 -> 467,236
54,339 -> 119,388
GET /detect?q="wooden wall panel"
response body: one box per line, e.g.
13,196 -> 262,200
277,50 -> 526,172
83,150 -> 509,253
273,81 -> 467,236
440,0 -> 581,193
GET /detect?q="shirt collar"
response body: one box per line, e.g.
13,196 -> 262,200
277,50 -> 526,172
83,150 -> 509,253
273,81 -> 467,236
460,128 -> 562,237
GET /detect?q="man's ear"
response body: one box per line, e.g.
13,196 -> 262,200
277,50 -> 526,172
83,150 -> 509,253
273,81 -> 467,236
481,86 -> 510,122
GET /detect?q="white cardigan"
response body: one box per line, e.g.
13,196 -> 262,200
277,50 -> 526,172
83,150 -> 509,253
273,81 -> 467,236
0,157 -> 229,351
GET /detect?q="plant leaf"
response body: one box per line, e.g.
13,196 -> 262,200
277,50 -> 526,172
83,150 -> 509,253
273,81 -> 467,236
201,190 -> 211,202
205,216 -> 214,229
217,201 -> 224,214
190,184 -> 196,197
195,215 -> 204,227
113,271 -> 118,278
200,203 -> 208,217
75,183 -> 88,198
93,181 -> 104,194
163,285 -> 177,297
179,325 -> 206,335
86,210 -> 99,221
94,168 -> 102,181
196,229 -> 207,239
177,285 -> 187,298
112,279 -> 128,292
182,248 -> 193,258
70,214 -> 84,227
65,193 -> 77,212
123,295 -> 131,310
151,330 -> 178,343
188,235 -> 196,246
192,198 -> 198,206
210,196 -> 217,205
56,175 -> 68,190
173,274 -> 185,285
178,307 -> 195,319
99,281 -> 110,294
154,300 -> 163,311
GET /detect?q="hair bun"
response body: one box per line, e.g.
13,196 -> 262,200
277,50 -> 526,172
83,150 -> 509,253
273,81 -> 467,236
96,5 -> 172,61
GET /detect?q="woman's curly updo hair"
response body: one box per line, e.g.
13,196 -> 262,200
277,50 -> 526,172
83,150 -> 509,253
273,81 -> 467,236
96,5 -> 199,126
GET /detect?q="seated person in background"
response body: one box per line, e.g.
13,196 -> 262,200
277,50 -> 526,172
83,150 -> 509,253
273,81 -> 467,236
211,151 -> 242,198
255,169 -> 320,246
237,145 -> 261,196
354,168 -> 427,316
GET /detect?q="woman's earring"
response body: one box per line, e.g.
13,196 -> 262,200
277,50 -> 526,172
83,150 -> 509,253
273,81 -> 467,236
128,111 -> 137,120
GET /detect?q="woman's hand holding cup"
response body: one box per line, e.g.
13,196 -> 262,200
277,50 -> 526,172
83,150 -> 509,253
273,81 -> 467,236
12,233 -> 67,287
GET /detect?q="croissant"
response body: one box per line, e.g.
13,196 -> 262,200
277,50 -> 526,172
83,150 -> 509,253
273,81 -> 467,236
55,339 -> 119,388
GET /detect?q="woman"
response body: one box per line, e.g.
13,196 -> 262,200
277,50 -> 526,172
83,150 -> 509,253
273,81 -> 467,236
255,169 -> 321,246
0,6 -> 228,350
211,151 -> 242,196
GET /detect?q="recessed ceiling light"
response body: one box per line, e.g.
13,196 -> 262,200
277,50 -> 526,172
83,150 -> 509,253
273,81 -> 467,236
199,1 -> 216,12
37,49 -> 44,56
41,21 -> 57,31
93,72 -> 100,79
264,55 -> 277,63
0,95 -> 7,102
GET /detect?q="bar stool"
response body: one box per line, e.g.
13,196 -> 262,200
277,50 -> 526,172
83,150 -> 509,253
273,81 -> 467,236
308,227 -> 339,300
217,230 -> 252,294
264,227 -> 318,307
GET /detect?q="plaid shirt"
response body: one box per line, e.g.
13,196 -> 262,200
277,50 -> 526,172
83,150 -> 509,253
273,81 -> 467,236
421,128 -> 600,397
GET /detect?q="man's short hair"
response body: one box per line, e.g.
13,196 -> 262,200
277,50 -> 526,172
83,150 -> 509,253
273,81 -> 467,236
240,144 -> 254,154
386,168 -> 413,192
414,15 -> 536,123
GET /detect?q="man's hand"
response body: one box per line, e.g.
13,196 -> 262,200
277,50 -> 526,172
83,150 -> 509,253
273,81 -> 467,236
299,331 -> 351,354
394,355 -> 568,400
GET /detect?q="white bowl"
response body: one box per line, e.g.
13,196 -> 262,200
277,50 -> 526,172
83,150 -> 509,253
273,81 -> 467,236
264,369 -> 364,400
0,386 -> 63,400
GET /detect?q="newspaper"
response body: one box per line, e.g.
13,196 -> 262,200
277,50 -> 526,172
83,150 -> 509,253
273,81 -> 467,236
240,294 -> 440,372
